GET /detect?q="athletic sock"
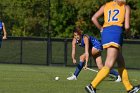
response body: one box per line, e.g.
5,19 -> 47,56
110,69 -> 119,77
74,61 -> 85,77
118,68 -> 133,91
91,66 -> 110,88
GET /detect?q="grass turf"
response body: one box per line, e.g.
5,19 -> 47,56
0,64 -> 140,93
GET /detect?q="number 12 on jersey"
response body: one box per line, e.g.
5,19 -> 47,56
108,9 -> 119,22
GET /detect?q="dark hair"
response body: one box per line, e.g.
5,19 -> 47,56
73,27 -> 82,35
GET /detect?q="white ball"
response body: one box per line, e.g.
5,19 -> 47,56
55,77 -> 59,80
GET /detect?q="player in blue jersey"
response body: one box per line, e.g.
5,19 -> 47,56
0,21 -> 7,48
67,27 -> 121,82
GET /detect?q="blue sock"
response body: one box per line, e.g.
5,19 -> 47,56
110,69 -> 119,77
74,61 -> 85,77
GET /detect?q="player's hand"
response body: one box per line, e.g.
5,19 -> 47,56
83,63 -> 88,70
3,36 -> 7,40
100,27 -> 103,32
72,59 -> 76,64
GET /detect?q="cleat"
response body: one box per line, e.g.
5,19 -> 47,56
115,75 -> 121,82
85,84 -> 96,93
67,74 -> 77,80
128,85 -> 140,93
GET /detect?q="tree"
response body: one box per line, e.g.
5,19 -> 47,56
0,0 -> 140,38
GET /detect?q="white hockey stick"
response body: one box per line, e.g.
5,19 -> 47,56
86,67 -> 116,78
86,67 -> 98,73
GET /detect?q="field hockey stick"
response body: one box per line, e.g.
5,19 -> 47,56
86,67 -> 116,78
86,67 -> 98,73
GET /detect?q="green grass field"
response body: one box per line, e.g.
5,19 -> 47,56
0,64 -> 140,93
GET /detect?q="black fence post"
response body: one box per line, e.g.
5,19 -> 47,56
20,37 -> 23,64
64,38 -> 67,66
47,38 -> 52,65
46,0 -> 51,65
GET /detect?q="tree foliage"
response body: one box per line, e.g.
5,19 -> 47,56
0,0 -> 140,38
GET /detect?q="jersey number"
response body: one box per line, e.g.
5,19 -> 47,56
108,9 -> 119,22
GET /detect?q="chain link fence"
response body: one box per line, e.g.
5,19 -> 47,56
0,36 -> 140,69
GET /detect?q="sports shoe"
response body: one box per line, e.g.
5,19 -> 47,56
85,84 -> 96,93
128,85 -> 140,93
67,74 -> 77,80
115,75 -> 121,82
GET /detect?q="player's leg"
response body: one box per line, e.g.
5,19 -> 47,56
91,48 -> 103,70
67,54 -> 85,80
117,50 -> 140,92
73,54 -> 85,77
87,47 -> 118,90
85,47 -> 118,93
110,69 -> 121,82
92,48 -> 121,82
117,50 -> 133,90
110,69 -> 119,77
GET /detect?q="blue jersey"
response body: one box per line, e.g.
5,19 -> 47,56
0,21 -> 3,48
76,34 -> 103,51
0,21 -> 3,35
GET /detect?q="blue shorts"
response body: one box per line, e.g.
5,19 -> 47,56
91,40 -> 103,51
101,25 -> 123,49
92,43 -> 103,51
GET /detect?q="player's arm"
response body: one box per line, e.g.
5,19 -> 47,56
83,36 -> 89,69
71,38 -> 76,64
2,22 -> 7,39
91,5 -> 104,31
125,5 -> 131,32
124,5 -> 131,38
